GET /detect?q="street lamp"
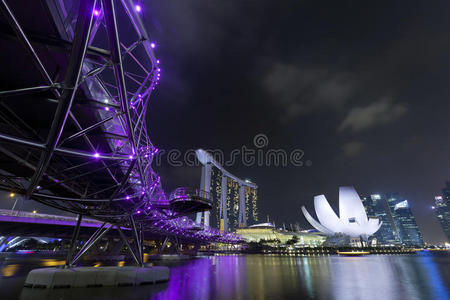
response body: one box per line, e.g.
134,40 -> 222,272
9,192 -> 23,216
10,193 -> 19,214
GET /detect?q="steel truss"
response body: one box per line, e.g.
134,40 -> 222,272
0,0 -> 163,220
0,0 -> 242,262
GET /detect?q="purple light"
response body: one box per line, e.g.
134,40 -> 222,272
93,9 -> 100,16
150,42 -> 156,49
125,196 -> 130,200
93,153 -> 100,158
156,59 -> 160,64
129,155 -> 134,159
104,107 -> 110,111
135,4 -> 141,12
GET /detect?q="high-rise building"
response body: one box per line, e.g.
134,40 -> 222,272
195,149 -> 258,232
361,194 -> 397,245
433,182 -> 450,241
386,194 -> 424,246
208,167 -> 258,231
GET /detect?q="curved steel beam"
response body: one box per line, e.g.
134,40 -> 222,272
26,0 -> 97,198
103,0 -> 145,186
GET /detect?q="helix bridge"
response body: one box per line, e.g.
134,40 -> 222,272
0,0 -> 241,267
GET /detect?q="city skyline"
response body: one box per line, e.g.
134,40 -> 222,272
0,1 -> 448,298
0,0 -> 448,245
142,1 -> 450,245
433,182 -> 450,241
2,177 -> 448,245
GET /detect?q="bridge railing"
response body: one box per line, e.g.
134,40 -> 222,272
0,209 -> 102,225
168,188 -> 213,202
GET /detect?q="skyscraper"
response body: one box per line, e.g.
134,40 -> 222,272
433,182 -> 450,241
386,194 -> 424,246
195,149 -> 258,232
361,194 -> 397,245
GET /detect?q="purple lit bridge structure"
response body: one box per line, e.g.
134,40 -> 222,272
0,0 -> 241,267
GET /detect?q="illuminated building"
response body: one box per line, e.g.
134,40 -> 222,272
433,182 -> 450,241
195,150 -> 258,232
236,223 -> 326,246
361,194 -> 397,245
386,193 -> 424,246
301,186 -> 382,242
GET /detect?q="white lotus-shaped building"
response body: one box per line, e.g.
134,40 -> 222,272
301,186 -> 382,239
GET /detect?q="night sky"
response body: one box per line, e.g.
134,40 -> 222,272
140,0 -> 450,244
6,1 -> 448,244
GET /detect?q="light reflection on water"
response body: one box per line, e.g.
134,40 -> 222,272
0,253 -> 448,300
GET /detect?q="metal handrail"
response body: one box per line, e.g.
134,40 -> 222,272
169,187 -> 213,202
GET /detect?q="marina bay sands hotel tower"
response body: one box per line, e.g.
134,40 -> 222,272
195,150 -> 258,232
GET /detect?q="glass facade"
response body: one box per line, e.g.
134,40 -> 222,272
245,186 -> 258,226
434,182 -> 450,241
386,194 -> 424,246
361,194 -> 397,245
226,178 -> 240,231
209,166 -> 223,229
208,166 -> 258,231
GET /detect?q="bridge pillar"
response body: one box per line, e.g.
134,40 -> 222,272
159,236 -> 169,254
196,162 -> 212,227
65,214 -> 82,267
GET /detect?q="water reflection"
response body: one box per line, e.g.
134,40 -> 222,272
417,254 -> 449,299
19,283 -> 169,300
149,254 -> 448,300
1,264 -> 19,277
0,253 -> 447,299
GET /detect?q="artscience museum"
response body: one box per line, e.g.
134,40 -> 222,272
301,186 -> 382,241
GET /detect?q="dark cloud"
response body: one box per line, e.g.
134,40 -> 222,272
143,0 -> 450,244
341,141 -> 365,158
339,97 -> 407,132
262,62 -> 355,121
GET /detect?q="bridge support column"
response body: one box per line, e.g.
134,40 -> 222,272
129,215 -> 143,266
115,225 -> 141,266
159,236 -> 170,254
65,214 -> 82,267
70,222 -> 112,266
